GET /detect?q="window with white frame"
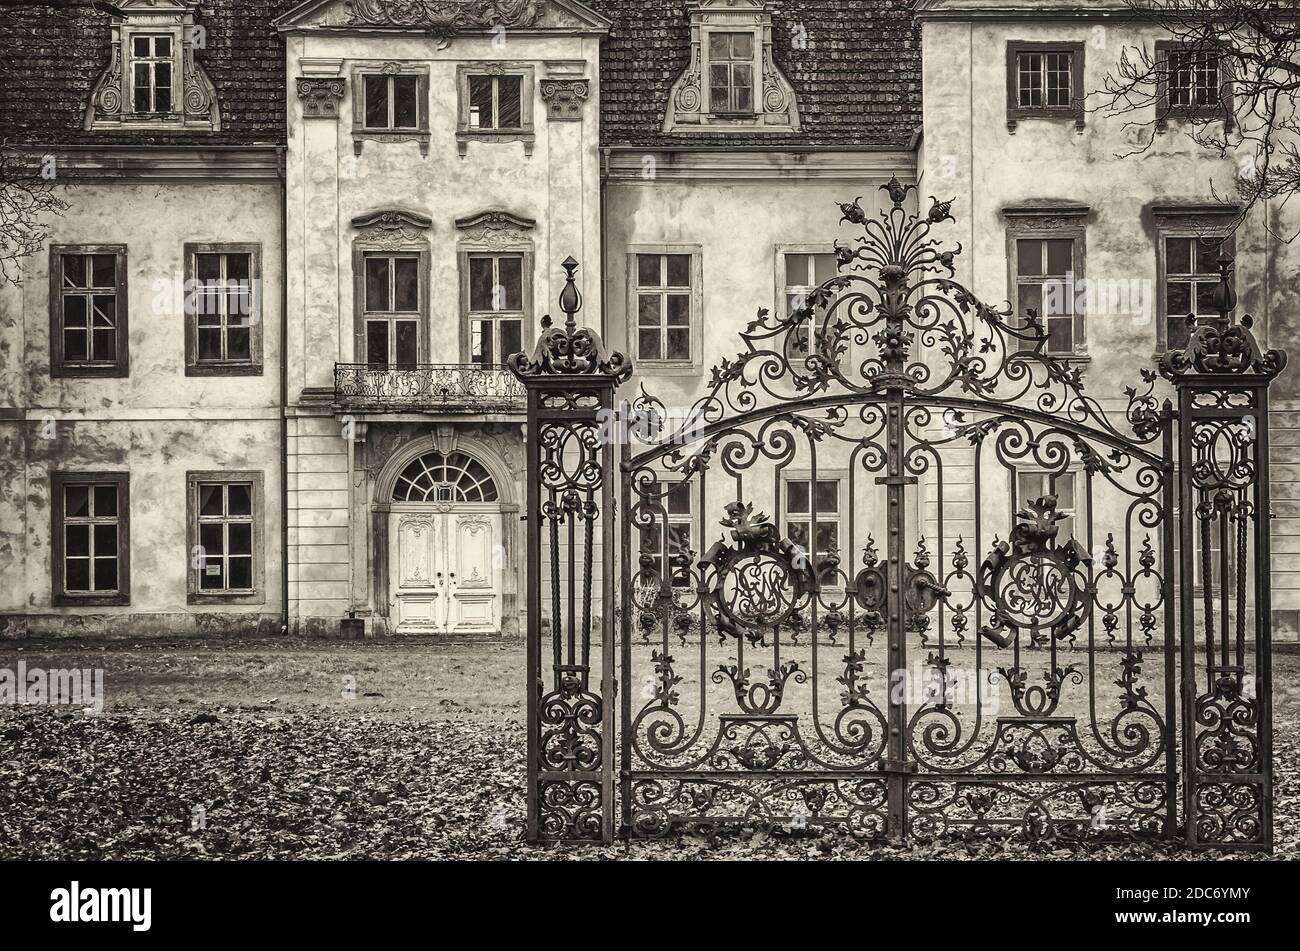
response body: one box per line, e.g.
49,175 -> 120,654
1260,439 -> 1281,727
635,253 -> 692,363
1162,234 -> 1230,351
1014,470 -> 1078,543
781,250 -> 838,359
784,477 -> 841,585
1013,235 -> 1083,355
640,482 -> 695,587
707,31 -> 756,114
130,34 -> 173,114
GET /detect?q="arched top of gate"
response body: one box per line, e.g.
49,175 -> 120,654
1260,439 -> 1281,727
627,177 -> 1169,467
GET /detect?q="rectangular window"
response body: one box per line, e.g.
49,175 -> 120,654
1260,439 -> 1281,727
363,253 -> 421,369
708,31 -> 755,113
1163,235 -> 1226,351
784,478 -> 841,585
467,74 -> 524,131
186,244 -> 261,375
1168,49 -> 1220,109
783,251 -> 838,359
187,472 -> 264,604
468,253 -> 524,366
1015,471 -> 1078,542
1015,236 -> 1079,355
1006,41 -> 1085,129
640,481 -> 694,587
130,34 -> 173,115
362,73 -> 421,130
52,472 -> 129,606
1017,50 -> 1073,108
635,253 -> 692,363
50,245 -> 127,377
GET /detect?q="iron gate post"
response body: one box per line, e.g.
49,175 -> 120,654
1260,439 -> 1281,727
509,257 -> 632,844
877,262 -> 918,841
1159,257 -> 1286,852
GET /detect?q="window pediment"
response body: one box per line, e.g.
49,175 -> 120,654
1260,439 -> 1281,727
663,0 -> 800,135
83,0 -> 221,132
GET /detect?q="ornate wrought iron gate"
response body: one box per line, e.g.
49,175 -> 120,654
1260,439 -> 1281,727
511,183 -> 1283,850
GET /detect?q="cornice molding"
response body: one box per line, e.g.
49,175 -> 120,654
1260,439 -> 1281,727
604,149 -> 917,185
13,146 -> 283,182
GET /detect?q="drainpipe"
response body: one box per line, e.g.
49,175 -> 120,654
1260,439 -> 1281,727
278,144 -> 289,635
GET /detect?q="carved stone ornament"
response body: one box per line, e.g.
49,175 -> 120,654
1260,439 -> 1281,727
345,0 -> 542,33
455,209 -> 536,249
296,77 -> 346,118
540,78 -> 589,120
509,257 -> 631,381
352,210 -> 433,249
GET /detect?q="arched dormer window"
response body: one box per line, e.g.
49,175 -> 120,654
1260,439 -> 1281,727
663,0 -> 799,135
83,0 -> 220,132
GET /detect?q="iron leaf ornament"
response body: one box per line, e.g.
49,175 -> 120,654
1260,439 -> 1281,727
629,176 -> 1165,453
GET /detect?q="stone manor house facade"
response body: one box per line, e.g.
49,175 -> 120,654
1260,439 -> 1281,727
1,0 -> 1298,638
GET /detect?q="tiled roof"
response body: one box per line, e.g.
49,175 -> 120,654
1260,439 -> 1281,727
589,0 -> 922,149
0,0 -> 297,148
0,1 -> 921,150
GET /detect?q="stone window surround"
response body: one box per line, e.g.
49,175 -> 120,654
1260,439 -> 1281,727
662,0 -> 800,135
83,0 -> 220,132
350,61 -> 431,157
183,242 -> 263,377
1154,41 -> 1235,133
1152,204 -> 1238,354
186,470 -> 266,605
625,244 -> 705,374
48,244 -> 130,379
1001,204 -> 1090,361
51,471 -> 131,608
456,63 -> 537,157
350,210 -> 433,364
455,210 -> 536,364
1005,40 -> 1086,133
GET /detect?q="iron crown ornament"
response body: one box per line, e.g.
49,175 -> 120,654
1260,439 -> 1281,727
1158,256 -> 1288,381
508,256 -> 632,382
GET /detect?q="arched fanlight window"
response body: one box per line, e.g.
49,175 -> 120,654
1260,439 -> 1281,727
392,451 -> 499,503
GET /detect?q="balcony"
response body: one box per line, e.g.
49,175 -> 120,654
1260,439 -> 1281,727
333,363 -> 526,414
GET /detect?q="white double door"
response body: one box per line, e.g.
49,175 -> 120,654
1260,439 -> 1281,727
389,507 -> 502,634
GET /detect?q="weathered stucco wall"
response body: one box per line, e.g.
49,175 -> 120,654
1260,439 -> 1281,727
919,14 -> 1300,632
0,179 -> 284,636
282,28 -> 603,634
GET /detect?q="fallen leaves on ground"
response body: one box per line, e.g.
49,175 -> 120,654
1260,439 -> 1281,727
1,704 -> 1294,860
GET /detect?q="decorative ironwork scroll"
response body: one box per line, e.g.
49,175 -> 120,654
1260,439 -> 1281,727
510,256 -> 630,843
618,178 -> 1184,846
1159,258 -> 1286,852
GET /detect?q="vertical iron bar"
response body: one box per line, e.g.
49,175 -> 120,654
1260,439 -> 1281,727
1161,400 -> 1178,838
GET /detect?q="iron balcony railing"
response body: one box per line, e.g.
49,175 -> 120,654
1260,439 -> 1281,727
333,363 -> 526,412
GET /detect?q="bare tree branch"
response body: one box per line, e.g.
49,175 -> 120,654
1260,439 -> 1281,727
0,146 -> 69,287
1094,0 -> 1300,240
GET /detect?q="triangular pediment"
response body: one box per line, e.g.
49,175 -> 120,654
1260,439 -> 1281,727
275,0 -> 611,34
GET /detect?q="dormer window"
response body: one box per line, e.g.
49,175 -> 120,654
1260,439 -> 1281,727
83,0 -> 219,131
664,0 -> 799,134
707,32 -> 755,114
131,35 -> 173,114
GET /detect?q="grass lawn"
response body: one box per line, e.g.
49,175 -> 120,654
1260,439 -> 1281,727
0,637 -> 1295,860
